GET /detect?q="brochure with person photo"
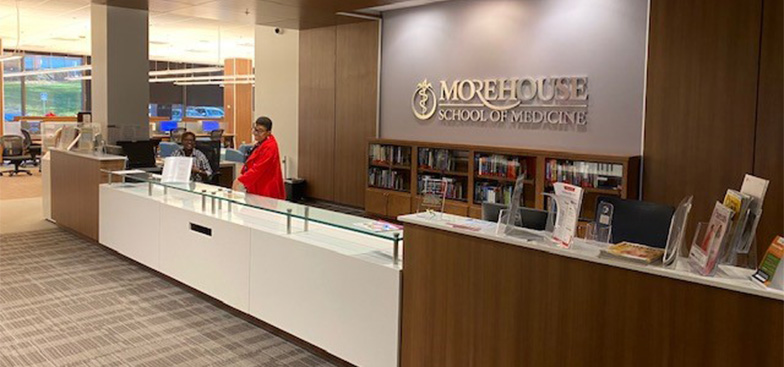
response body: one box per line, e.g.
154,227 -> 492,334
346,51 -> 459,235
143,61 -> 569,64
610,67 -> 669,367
688,202 -> 733,276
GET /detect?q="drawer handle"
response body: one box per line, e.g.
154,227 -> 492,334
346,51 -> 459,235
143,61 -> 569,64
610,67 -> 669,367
190,223 -> 212,237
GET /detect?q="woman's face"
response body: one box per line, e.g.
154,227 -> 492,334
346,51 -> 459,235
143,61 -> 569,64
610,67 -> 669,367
182,135 -> 195,150
252,125 -> 270,143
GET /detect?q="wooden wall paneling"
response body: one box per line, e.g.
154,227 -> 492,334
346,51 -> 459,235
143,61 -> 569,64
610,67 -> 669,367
753,0 -> 784,256
224,60 -> 235,135
643,0 -> 763,239
400,223 -> 784,367
224,58 -> 254,147
299,27 -> 337,201
334,21 -> 379,207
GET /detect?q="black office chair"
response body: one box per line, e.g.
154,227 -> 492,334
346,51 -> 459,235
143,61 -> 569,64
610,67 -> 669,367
210,129 -> 224,142
170,127 -> 187,144
195,140 -> 221,185
481,202 -> 548,230
21,129 -> 41,169
595,196 -> 675,248
1,135 -> 33,176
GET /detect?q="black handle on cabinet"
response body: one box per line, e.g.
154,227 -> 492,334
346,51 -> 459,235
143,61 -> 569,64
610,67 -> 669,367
190,223 -> 213,237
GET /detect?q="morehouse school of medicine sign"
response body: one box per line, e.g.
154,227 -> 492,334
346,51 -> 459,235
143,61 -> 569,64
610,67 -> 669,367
412,77 -> 589,126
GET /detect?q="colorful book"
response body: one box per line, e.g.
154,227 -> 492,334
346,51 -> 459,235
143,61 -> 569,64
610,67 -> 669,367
600,242 -> 665,264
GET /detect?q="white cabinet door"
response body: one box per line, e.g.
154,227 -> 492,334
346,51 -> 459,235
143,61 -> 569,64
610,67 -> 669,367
248,229 -> 401,367
159,205 -> 251,312
99,186 -> 161,270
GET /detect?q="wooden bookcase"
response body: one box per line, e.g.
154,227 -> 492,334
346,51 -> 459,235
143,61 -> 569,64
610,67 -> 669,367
365,139 -> 641,220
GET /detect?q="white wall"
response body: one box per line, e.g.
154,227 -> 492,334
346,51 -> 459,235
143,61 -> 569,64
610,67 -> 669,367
255,26 -> 300,178
380,0 -> 649,156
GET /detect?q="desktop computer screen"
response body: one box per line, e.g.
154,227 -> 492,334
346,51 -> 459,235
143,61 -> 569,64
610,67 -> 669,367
20,121 -> 42,138
160,121 -> 178,133
202,121 -> 220,132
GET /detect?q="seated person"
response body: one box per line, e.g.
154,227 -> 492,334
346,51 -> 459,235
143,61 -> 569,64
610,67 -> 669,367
171,131 -> 212,181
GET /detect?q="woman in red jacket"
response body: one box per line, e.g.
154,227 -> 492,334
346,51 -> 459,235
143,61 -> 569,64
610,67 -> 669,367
232,117 -> 286,199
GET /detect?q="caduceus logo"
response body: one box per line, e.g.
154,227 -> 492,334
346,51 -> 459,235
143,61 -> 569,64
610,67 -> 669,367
412,79 -> 437,120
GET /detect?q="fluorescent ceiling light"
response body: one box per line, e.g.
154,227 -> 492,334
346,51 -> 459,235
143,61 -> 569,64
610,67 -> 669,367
151,74 -> 254,83
0,54 -> 24,63
4,65 -> 91,78
174,80 -> 255,86
149,66 -> 223,76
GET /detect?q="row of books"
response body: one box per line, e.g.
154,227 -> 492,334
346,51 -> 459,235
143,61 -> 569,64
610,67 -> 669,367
369,144 -> 410,166
475,154 -> 526,179
474,182 -> 514,205
418,148 -> 467,172
545,159 -> 623,189
417,175 -> 466,201
368,168 -> 407,191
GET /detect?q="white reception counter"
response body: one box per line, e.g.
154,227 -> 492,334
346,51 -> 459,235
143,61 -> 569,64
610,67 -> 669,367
99,179 -> 401,367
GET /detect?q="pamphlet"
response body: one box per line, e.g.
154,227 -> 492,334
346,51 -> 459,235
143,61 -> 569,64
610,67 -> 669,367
551,182 -> 584,248
161,156 -> 193,183
354,221 -> 403,233
600,242 -> 664,264
751,236 -> 784,289
688,202 -> 734,276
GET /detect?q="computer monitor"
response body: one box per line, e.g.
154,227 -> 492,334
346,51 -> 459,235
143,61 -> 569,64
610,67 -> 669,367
117,140 -> 157,169
202,120 -> 220,132
160,120 -> 178,133
21,121 -> 42,137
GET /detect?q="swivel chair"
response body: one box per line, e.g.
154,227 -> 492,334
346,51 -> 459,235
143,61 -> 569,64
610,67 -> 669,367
195,141 -> 222,185
210,129 -> 224,142
21,129 -> 42,169
1,135 -> 33,176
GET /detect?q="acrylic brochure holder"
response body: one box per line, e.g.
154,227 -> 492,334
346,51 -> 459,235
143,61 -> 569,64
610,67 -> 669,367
417,177 -> 447,219
663,196 -> 693,268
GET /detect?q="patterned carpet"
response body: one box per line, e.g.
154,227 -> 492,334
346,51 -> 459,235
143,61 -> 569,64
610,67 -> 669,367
0,229 -> 336,367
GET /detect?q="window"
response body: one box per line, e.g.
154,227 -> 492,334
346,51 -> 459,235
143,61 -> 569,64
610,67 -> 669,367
23,55 -> 83,117
2,58 -> 22,122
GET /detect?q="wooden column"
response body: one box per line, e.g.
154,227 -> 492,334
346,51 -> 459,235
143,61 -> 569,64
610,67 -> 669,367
224,58 -> 254,147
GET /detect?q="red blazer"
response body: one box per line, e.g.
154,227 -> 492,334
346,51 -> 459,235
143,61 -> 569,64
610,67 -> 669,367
238,135 -> 286,199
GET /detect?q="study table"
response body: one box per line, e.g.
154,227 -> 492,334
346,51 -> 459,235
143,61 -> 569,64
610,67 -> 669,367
398,213 -> 784,367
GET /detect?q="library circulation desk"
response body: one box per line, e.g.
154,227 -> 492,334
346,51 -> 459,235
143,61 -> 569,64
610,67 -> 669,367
398,214 -> 784,367
50,149 -> 126,241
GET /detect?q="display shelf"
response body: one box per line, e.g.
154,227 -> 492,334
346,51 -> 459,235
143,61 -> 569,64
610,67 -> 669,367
475,175 -> 534,184
418,167 -> 469,177
365,138 -> 640,220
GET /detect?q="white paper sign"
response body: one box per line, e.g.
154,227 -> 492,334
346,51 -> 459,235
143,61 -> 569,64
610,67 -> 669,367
162,157 -> 193,183
551,182 -> 584,248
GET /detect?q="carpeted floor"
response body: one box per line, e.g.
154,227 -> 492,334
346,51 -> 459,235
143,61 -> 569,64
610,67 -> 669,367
0,165 -> 42,201
0,229 -> 336,367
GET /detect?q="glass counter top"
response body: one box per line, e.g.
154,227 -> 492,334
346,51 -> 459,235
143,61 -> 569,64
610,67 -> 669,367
102,170 -> 404,242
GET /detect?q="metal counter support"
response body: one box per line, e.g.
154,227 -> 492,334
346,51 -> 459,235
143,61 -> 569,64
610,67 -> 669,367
286,209 -> 293,234
304,207 -> 310,232
148,182 -> 152,196
393,233 -> 401,266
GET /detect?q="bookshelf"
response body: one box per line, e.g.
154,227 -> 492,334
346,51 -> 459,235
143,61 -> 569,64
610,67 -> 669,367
365,139 -> 640,220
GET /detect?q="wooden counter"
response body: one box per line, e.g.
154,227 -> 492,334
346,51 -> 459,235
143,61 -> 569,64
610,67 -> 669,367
51,149 -> 126,241
398,214 -> 784,367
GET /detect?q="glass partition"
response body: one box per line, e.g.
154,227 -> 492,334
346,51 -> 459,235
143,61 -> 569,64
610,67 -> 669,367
102,170 -> 404,256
